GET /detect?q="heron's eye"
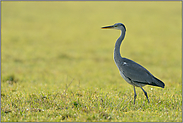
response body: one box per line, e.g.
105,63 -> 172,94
114,25 -> 117,27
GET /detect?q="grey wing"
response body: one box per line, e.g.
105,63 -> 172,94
121,58 -> 154,85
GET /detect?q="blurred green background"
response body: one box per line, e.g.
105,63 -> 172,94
1,1 -> 182,122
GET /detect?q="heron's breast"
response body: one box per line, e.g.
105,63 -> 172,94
119,71 -> 132,84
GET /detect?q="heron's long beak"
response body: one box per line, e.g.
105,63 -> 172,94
101,25 -> 114,29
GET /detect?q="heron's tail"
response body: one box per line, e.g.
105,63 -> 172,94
152,76 -> 165,88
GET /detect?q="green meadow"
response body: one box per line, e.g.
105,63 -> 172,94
1,1 -> 182,122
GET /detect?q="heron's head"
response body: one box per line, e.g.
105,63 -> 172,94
101,23 -> 126,31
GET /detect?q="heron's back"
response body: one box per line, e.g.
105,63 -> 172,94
114,57 -> 165,88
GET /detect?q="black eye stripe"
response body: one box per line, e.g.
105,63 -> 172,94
121,24 -> 126,31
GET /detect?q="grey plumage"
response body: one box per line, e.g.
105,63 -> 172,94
102,23 -> 165,104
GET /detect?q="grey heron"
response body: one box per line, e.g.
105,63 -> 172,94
101,23 -> 165,104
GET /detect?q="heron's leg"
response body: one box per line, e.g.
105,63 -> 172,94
133,86 -> 137,104
140,87 -> 150,103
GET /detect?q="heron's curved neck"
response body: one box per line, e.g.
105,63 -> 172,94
114,30 -> 125,61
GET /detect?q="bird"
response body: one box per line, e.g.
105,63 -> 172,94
101,23 -> 165,104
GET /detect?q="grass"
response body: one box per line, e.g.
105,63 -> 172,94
1,1 -> 182,122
